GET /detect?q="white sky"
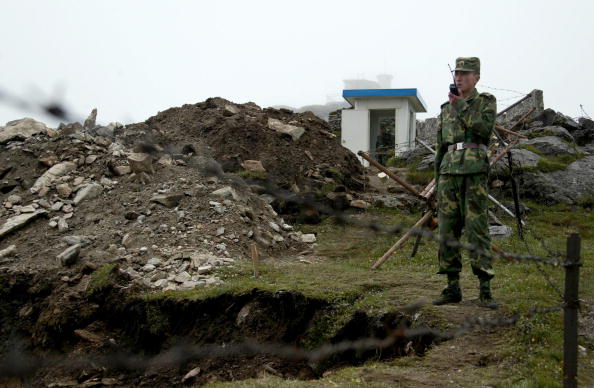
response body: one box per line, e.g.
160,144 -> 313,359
1,0 -> 593,126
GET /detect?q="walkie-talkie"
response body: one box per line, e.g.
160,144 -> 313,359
448,64 -> 459,96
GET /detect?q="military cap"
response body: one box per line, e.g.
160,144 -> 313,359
454,57 -> 480,73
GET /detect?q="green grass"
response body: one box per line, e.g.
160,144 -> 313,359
87,262 -> 118,296
140,201 -> 594,387
515,151 -> 585,173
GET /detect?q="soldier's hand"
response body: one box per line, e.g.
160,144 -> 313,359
448,92 -> 463,106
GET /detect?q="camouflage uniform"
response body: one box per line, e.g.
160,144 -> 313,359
433,57 -> 497,306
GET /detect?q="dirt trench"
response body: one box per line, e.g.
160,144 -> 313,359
0,266 -> 436,387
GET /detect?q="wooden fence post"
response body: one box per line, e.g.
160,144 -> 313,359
563,233 -> 581,388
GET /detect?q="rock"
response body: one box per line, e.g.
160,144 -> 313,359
416,154 -> 435,171
127,153 -> 153,175
83,108 -> 97,130
182,367 -> 201,383
372,195 -> 405,208
73,176 -> 85,186
73,183 -> 103,205
57,218 -> 69,232
56,244 -> 81,266
7,195 -> 22,205
350,199 -> 371,209
489,225 -> 513,239
56,183 -> 73,198
211,186 -> 240,201
520,155 -> 594,204
269,222 -> 281,233
142,264 -> 156,272
224,104 -> 240,115
30,162 -> 77,194
180,280 -> 199,289
273,234 -> 284,242
190,252 -> 216,268
209,201 -> 226,214
113,165 -> 131,176
95,126 -> 114,138
153,279 -> 169,288
85,155 -> 98,164
147,257 -> 162,266
63,235 -> 90,247
0,244 -> 16,258
150,193 -> 183,208
301,233 -> 317,243
215,227 -> 225,236
492,148 -> 541,174
0,118 -> 48,144
573,118 -> 594,145
529,126 -> 574,143
197,265 -> 213,274
267,118 -> 306,141
38,154 -> 59,168
0,211 -> 46,241
174,271 -> 191,283
241,160 -> 266,172
518,136 -> 577,157
17,205 -> 36,213
62,204 -> 74,213
281,223 -> 293,231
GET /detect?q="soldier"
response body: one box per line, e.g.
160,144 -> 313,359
433,57 -> 498,309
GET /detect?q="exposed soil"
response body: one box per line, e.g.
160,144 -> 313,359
0,269 -> 434,387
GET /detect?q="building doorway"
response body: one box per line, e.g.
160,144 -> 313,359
370,109 -> 396,165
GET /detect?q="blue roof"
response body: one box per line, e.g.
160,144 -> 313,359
342,88 -> 427,112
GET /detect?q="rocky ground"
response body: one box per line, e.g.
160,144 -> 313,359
0,98 -> 369,293
397,108 -> 594,206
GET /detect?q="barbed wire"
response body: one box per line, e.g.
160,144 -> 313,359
481,84 -> 529,97
0,86 -> 77,123
0,300 -> 564,378
579,104 -> 592,120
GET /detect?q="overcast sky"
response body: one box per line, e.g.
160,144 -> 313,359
1,0 -> 593,126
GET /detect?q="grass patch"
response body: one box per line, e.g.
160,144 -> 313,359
527,129 -> 555,139
516,152 -> 585,173
87,262 -> 118,296
141,201 -> 594,387
406,169 -> 434,185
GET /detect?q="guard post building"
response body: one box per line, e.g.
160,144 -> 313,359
340,88 -> 427,165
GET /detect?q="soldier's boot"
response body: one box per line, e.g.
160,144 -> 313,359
478,279 -> 499,309
433,273 -> 462,305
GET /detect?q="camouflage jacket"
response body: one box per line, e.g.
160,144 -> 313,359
434,88 -> 496,177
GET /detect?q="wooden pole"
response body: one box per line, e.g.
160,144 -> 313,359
357,151 -> 425,200
563,233 -> 581,388
371,211 -> 433,269
250,243 -> 260,278
495,125 -> 527,139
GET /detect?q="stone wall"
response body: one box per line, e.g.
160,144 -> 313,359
496,89 -> 544,126
328,109 -> 343,133
415,89 -> 545,147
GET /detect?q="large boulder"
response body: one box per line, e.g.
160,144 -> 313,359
0,118 -> 49,144
520,155 -> 594,204
532,108 -> 579,131
518,136 -> 577,157
492,148 -> 541,175
573,117 -> 594,145
527,126 -> 574,143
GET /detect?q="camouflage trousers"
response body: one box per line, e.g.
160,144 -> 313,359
437,173 -> 494,280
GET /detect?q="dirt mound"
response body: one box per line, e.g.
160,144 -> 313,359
0,117 -> 315,293
123,97 -> 365,194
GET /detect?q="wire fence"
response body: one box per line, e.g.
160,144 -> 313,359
0,88 -> 585,387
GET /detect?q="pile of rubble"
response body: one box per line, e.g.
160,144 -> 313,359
0,108 -> 330,292
123,98 -> 365,196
